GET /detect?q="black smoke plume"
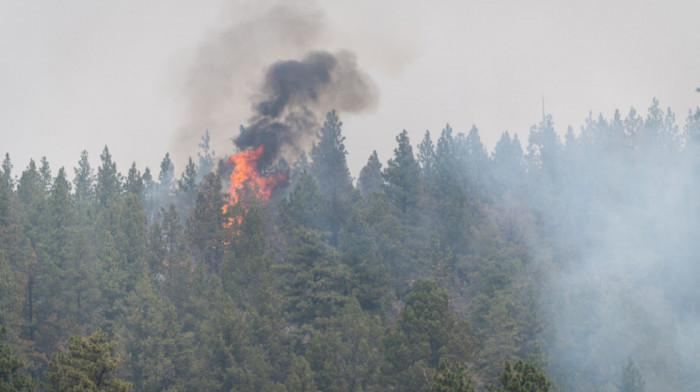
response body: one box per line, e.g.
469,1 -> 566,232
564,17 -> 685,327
235,50 -> 377,168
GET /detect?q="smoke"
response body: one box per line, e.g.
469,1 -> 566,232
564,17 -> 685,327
172,1 -> 326,164
236,50 -> 377,168
523,106 -> 700,391
173,0 -> 378,169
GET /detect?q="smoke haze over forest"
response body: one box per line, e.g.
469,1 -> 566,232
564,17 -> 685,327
1,1 -> 700,392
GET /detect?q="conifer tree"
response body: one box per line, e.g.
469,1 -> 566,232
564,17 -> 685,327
39,157 -> 52,193
431,359 -> 475,392
177,157 -> 198,211
2,153 -> 14,190
187,173 -> 228,273
196,130 -> 215,182
73,150 -> 95,207
0,325 -> 35,391
418,130 -> 436,179
124,163 -> 143,197
158,153 -> 175,194
280,228 -> 353,328
279,170 -> 328,233
382,279 -> 456,391
487,360 -> 550,392
310,111 -> 353,243
310,110 -> 352,199
357,151 -> 383,197
97,146 -> 121,207
46,329 -> 131,392
382,130 -> 421,215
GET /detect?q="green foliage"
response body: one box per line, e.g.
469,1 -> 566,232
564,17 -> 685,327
279,171 -> 328,233
222,204 -> 275,307
186,172 -> 228,273
158,153 -> 175,193
383,130 -> 421,215
279,228 -> 353,328
310,110 -> 352,199
431,359 -> 475,392
4,105 -> 694,391
116,277 -> 191,392
39,157 -> 52,192
0,325 -> 35,391
306,299 -> 382,392
385,279 -> 454,367
488,360 -> 551,392
337,207 -> 390,313
46,329 -> 131,392
73,150 -> 95,207
177,157 -> 198,212
285,355 -> 318,392
383,279 -> 458,391
124,163 -> 143,197
358,150 -> 384,197
1,153 -> 13,190
96,146 -> 121,207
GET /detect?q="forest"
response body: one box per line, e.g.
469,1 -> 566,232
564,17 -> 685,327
1,99 -> 700,391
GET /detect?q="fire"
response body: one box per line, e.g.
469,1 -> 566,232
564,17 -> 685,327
223,144 -> 285,209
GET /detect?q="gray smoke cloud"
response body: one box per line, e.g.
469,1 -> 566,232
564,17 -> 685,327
172,1 -> 324,164
525,106 -> 700,391
236,50 -> 377,168
174,0 -> 377,169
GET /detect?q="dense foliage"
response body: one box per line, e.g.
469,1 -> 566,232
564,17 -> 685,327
1,100 -> 698,391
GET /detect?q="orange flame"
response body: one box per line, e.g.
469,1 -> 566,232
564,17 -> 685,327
223,145 -> 285,209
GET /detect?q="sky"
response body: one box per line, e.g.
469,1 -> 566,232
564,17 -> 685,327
1,0 -> 699,178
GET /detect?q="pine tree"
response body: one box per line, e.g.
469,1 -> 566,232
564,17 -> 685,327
46,329 -> 131,392
222,204 -> 273,307
279,170 -> 328,233
428,125 -> 471,253
280,228 -> 353,328
124,163 -> 143,197
0,325 -> 36,391
310,111 -> 353,243
0,156 -> 24,338
418,130 -> 436,180
463,125 -> 488,187
186,173 -> 228,273
383,130 -> 421,215
527,114 -> 562,176
116,193 -> 147,283
310,110 -> 353,199
73,150 -> 95,207
96,146 -> 121,207
158,153 -> 175,194
196,130 -> 215,182
431,359 -> 475,392
2,153 -> 14,191
337,209 -> 389,313
487,360 -> 550,392
187,278 -> 250,392
177,157 -> 198,213
491,131 -> 525,195
39,157 -> 52,193
116,277 -> 191,392
357,151 -> 383,197
382,279 -> 456,391
285,355 -> 318,392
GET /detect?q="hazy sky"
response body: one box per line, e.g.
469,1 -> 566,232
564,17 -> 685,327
1,0 -> 698,178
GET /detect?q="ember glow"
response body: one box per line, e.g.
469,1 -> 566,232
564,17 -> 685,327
223,145 -> 285,207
